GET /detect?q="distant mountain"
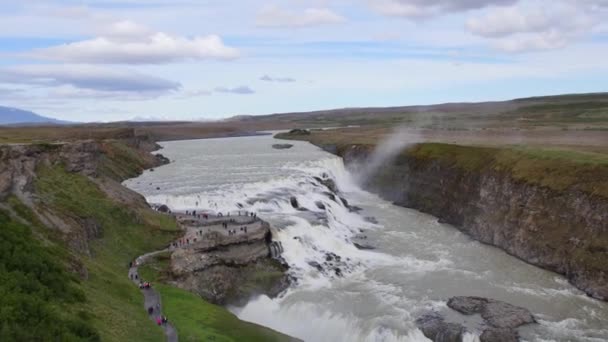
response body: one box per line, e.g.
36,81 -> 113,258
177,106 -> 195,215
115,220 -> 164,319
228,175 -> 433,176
0,106 -> 68,126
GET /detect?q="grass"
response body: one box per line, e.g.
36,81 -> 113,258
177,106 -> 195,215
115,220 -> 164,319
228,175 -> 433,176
139,259 -> 294,342
35,164 -> 181,341
0,204 -> 99,341
406,143 -> 608,198
99,140 -> 154,181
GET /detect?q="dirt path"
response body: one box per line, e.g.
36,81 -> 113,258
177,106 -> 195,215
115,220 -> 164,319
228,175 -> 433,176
129,255 -> 177,342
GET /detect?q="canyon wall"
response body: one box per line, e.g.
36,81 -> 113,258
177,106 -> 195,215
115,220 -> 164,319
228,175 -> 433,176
332,143 -> 608,301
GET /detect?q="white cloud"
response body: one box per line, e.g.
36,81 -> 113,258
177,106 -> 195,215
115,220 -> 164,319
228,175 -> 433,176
260,75 -> 296,83
214,86 -> 255,95
370,0 -> 517,18
467,1 -> 598,52
101,20 -> 153,41
0,64 -> 181,94
30,20 -> 239,64
256,5 -> 345,28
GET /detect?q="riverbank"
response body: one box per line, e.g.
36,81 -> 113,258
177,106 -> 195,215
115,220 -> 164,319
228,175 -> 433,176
0,132 -> 294,341
276,129 -> 608,301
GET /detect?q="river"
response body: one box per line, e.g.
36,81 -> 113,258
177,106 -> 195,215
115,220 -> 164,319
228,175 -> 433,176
124,134 -> 608,342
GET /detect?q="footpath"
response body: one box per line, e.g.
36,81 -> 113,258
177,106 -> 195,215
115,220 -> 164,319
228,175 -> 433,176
129,211 -> 260,342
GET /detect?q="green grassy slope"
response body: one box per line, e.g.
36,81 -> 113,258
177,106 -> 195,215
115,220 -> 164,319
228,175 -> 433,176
1,140 -> 295,341
0,206 -> 99,341
139,257 -> 294,342
35,164 -> 179,341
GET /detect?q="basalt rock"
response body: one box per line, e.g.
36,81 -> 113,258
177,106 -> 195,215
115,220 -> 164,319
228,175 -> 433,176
290,196 -> 299,209
170,220 -> 290,305
272,144 -> 294,150
447,296 -> 535,329
353,242 -> 375,250
334,144 -> 608,301
416,313 -> 464,342
417,297 -> 534,342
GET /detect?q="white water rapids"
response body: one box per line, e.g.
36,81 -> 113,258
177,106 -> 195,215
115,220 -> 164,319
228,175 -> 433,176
124,135 -> 608,342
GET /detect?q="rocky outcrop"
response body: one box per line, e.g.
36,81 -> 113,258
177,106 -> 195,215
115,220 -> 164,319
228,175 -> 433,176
272,144 -> 294,150
324,144 -> 608,301
416,313 -> 464,342
170,221 -> 289,305
417,296 -> 535,342
447,297 -> 535,330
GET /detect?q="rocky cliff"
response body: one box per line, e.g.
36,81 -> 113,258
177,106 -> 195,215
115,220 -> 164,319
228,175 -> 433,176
169,217 -> 289,306
308,141 -> 608,301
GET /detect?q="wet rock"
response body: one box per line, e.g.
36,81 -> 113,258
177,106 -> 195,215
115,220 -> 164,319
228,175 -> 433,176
447,296 -> 535,329
323,192 -> 337,202
364,216 -> 379,224
334,267 -> 343,277
339,197 -> 349,207
325,252 -> 341,262
354,242 -> 375,250
321,179 -> 339,193
315,201 -> 326,210
308,261 -> 323,272
480,328 -> 518,342
154,153 -> 170,165
290,196 -> 299,209
349,206 -> 363,213
149,168 -> 155,172
156,187 -> 161,190
272,144 -> 294,150
157,204 -> 170,213
416,313 -> 464,342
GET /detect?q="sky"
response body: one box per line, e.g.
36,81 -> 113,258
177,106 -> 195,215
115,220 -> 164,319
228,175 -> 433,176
0,0 -> 607,122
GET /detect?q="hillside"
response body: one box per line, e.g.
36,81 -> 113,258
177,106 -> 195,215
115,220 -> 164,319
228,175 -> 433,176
0,133 -> 293,341
235,92 -> 608,131
0,106 -> 67,125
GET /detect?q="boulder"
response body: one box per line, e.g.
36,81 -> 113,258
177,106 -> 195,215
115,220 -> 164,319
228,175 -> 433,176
290,197 -> 299,209
272,144 -> 294,150
480,328 -> 519,342
416,313 -> 464,342
354,243 -> 375,250
447,296 -> 535,329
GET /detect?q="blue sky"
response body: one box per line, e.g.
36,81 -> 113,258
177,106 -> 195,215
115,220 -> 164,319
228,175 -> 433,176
0,0 -> 607,122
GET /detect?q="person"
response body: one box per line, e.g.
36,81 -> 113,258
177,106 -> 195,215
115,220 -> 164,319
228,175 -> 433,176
156,317 -> 162,326
162,316 -> 168,324
135,274 -> 138,280
148,306 -> 154,315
